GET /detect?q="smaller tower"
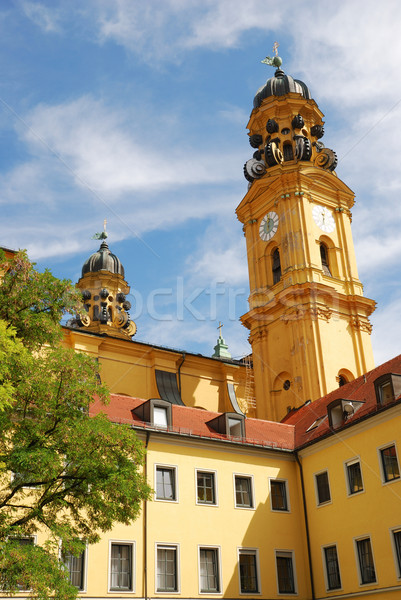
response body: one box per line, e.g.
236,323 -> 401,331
212,322 -> 232,359
73,228 -> 136,339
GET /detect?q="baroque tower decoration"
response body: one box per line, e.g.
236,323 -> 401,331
237,50 -> 376,421
71,226 -> 137,340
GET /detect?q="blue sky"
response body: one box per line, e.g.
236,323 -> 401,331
2,0 -> 401,364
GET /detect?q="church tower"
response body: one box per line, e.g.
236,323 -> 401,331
71,228 -> 137,340
236,54 -> 375,422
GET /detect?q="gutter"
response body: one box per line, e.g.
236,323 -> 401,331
144,431 -> 150,600
177,352 -> 186,396
295,452 -> 315,600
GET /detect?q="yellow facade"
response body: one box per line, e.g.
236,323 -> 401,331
5,61 -> 401,600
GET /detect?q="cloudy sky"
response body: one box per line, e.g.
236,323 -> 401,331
1,0 -> 401,364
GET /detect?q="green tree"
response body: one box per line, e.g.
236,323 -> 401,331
0,251 -> 151,599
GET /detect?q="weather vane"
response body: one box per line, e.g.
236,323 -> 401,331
261,42 -> 282,68
92,218 -> 108,240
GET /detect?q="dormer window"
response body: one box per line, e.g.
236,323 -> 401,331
207,412 -> 245,439
374,373 -> 401,406
327,399 -> 364,428
132,399 -> 172,428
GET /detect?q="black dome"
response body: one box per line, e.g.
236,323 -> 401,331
82,240 -> 125,277
254,68 -> 311,108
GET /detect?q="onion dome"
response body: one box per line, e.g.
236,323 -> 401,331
81,240 -> 125,278
254,68 -> 311,109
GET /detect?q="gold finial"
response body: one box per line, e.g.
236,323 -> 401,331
217,321 -> 224,337
261,42 -> 283,68
103,218 -> 107,232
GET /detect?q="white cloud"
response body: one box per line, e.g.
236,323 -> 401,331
21,1 -> 60,32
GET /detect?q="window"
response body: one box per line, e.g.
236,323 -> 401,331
228,417 -> 244,437
234,475 -> 254,508
110,543 -> 133,591
320,243 -> 331,276
392,529 -> 401,578
197,471 -> 216,505
276,551 -> 296,594
374,373 -> 401,406
157,545 -> 178,592
154,406 -> 168,427
8,537 -> 34,591
272,248 -> 281,284
199,547 -> 220,593
270,479 -> 289,511
63,549 -> 86,590
356,538 -> 376,584
315,471 -> 331,505
346,459 -> 364,495
238,549 -> 259,593
323,545 -> 341,590
156,466 -> 177,501
380,444 -> 400,482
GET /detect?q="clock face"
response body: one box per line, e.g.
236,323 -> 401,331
312,205 -> 335,233
259,211 -> 279,241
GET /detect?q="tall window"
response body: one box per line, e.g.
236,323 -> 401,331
320,243 -> 331,276
239,550 -> 259,593
346,460 -> 363,494
156,466 -> 177,501
63,549 -> 85,590
199,548 -> 220,593
272,248 -> 281,284
323,545 -> 341,590
235,475 -> 253,508
270,479 -> 289,511
153,406 -> 168,427
110,543 -> 133,591
157,545 -> 178,592
315,471 -> 331,505
356,538 -> 376,584
276,551 -> 296,594
392,530 -> 401,578
197,471 -> 216,505
380,445 -> 400,482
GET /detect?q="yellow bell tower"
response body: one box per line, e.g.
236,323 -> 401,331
237,53 -> 375,422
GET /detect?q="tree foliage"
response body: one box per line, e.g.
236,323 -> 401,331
0,251 -> 151,598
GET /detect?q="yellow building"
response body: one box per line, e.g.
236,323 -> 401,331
4,58 -> 401,600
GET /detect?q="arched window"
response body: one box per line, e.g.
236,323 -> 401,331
272,248 -> 281,284
320,243 -> 331,276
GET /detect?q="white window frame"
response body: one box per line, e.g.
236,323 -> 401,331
314,469 -> 332,506
108,540 -> 135,593
269,478 -> 290,512
154,463 -> 179,503
195,469 -> 218,507
61,542 -> 88,593
155,543 -> 180,594
321,543 -> 342,592
344,457 -> 364,497
353,535 -> 377,586
275,549 -> 297,595
377,441 -> 401,485
237,547 -> 261,595
390,526 -> 401,580
198,545 -> 222,595
233,473 -> 255,510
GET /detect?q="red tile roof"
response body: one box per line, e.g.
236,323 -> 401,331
90,395 -> 295,451
283,354 -> 401,448
89,354 -> 401,453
